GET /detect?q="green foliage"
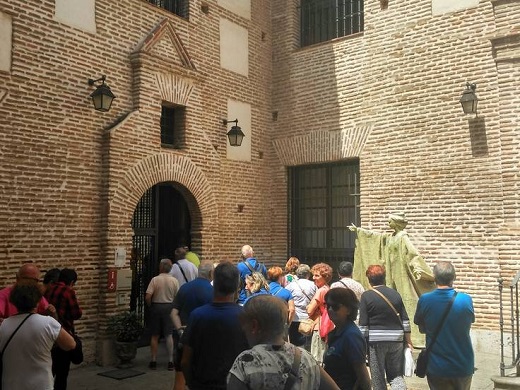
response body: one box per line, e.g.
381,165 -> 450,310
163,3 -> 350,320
107,311 -> 144,342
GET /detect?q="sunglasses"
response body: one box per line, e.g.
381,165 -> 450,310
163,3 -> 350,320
325,302 -> 342,312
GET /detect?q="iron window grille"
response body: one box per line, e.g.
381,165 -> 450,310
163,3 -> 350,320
146,0 -> 188,19
300,0 -> 364,47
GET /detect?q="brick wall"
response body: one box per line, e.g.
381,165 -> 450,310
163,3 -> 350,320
0,0 -> 274,363
271,0 -> 519,334
1,0 -> 519,364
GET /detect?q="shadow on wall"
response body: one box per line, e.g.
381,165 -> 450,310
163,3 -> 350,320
468,117 -> 488,157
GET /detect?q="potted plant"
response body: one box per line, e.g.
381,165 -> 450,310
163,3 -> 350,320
107,311 -> 144,368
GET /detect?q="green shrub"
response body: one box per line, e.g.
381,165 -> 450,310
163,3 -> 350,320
107,311 -> 144,342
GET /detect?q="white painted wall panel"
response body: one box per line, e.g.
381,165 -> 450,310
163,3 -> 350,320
0,12 -> 12,72
220,18 -> 249,77
226,100 -> 251,161
55,0 -> 96,33
218,0 -> 251,19
432,0 -> 479,15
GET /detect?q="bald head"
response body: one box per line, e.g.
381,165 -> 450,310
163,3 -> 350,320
16,263 -> 40,283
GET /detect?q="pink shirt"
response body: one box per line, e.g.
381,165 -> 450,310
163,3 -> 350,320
0,285 -> 49,319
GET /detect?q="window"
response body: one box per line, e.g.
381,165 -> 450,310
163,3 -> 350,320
289,161 -> 360,271
147,0 -> 188,19
161,104 -> 185,149
300,0 -> 364,47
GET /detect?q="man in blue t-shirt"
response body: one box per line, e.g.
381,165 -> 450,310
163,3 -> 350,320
414,261 -> 475,390
171,261 -> 214,390
181,262 -> 249,390
236,245 -> 267,305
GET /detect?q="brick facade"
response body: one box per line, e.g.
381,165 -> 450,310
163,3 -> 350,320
0,0 -> 519,366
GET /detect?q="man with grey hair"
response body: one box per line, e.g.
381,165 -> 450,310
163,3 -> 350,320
330,261 -> 365,301
286,264 -> 317,346
237,245 -> 266,305
414,261 -> 475,389
145,258 -> 179,370
171,261 -> 214,390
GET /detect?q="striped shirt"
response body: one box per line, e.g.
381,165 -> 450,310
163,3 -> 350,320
358,286 -> 411,343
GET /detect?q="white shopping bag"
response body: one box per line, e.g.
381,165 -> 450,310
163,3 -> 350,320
404,347 -> 415,377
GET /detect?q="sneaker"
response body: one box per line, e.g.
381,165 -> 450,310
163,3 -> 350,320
149,361 -> 157,370
168,362 -> 174,371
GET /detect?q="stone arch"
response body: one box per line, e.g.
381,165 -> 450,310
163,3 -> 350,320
272,125 -> 373,166
109,153 -> 218,254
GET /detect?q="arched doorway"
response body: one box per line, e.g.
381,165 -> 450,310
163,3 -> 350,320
130,181 -> 194,324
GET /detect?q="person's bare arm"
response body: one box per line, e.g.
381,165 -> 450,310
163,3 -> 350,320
56,328 -> 76,351
171,308 -> 182,330
287,299 -> 296,324
227,373 -> 249,390
405,332 -> 413,350
318,366 -> 340,390
307,298 -> 319,319
352,362 -> 371,390
145,292 -> 152,307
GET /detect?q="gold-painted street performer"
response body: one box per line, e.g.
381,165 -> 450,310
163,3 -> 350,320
349,212 -> 435,347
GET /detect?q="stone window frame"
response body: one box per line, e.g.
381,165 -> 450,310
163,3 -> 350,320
160,102 -> 186,149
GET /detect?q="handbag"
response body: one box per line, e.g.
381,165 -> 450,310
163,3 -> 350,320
69,333 -> 83,365
298,318 -> 315,336
414,349 -> 429,378
414,291 -> 458,378
319,306 -> 335,339
0,314 -> 33,390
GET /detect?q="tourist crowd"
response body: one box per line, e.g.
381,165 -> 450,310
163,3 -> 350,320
0,243 -> 474,390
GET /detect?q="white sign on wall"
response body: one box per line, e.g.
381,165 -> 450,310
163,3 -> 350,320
114,247 -> 126,267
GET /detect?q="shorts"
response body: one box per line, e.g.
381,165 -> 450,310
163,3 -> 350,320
149,303 -> 174,336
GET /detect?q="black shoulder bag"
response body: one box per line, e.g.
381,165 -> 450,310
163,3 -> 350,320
415,291 -> 458,378
0,313 -> 33,389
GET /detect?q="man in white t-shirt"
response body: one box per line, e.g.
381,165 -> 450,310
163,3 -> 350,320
331,261 -> 365,301
169,247 -> 198,287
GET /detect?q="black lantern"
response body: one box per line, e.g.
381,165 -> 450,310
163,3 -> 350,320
459,83 -> 478,115
88,75 -> 116,112
223,118 -> 245,147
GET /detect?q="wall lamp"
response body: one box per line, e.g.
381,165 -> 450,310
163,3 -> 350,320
222,118 -> 245,147
88,75 -> 116,112
460,82 -> 478,115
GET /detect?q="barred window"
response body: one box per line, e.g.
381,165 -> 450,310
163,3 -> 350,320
289,161 -> 360,271
161,104 -> 185,149
300,0 -> 364,47
147,0 -> 188,19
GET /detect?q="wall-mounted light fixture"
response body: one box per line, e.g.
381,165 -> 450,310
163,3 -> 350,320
222,118 -> 245,147
88,75 -> 116,112
460,82 -> 478,115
